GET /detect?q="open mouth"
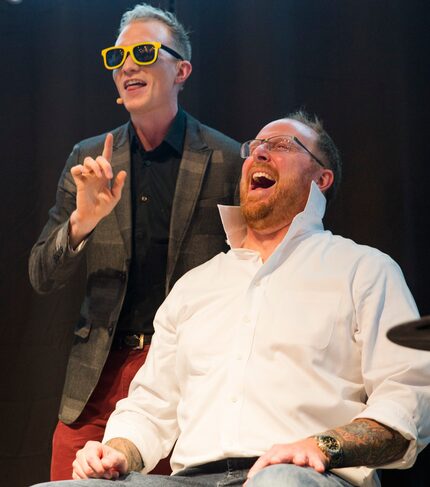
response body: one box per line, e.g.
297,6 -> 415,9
124,79 -> 148,91
251,171 -> 276,190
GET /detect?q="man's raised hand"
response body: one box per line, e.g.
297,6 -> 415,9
69,133 -> 127,248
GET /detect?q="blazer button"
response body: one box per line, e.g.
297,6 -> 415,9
107,325 -> 114,335
53,249 -> 63,263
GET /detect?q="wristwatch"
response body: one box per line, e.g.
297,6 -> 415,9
313,435 -> 344,468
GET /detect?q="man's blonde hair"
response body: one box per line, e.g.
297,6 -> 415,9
119,3 -> 192,61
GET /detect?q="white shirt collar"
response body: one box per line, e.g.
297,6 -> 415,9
218,181 -> 327,249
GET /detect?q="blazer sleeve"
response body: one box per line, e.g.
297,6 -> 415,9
28,143 -> 88,294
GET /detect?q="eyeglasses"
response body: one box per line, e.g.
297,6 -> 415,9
240,135 -> 325,167
101,41 -> 183,70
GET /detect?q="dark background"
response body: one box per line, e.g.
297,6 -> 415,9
1,1 -> 429,486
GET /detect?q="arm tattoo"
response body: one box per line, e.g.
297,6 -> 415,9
105,437 -> 144,472
324,418 -> 409,468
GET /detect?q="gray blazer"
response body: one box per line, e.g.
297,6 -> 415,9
29,113 -> 241,423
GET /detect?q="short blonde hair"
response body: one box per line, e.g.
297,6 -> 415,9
119,3 -> 191,61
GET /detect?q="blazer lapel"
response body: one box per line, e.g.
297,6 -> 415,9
167,114 -> 211,288
111,123 -> 132,262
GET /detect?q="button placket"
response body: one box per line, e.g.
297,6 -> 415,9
220,279 -> 264,451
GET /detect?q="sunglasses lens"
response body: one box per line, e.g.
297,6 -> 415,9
133,44 -> 157,64
106,48 -> 125,68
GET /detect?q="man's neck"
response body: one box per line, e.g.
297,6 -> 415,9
242,223 -> 292,262
131,103 -> 178,151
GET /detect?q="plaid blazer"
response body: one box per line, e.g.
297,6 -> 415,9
29,113 -> 241,423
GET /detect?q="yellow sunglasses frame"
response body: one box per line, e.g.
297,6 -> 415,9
101,41 -> 182,70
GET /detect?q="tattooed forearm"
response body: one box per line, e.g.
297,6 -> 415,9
324,418 -> 409,468
105,437 -> 144,472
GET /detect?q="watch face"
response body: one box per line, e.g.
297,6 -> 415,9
321,435 -> 341,452
315,435 -> 343,468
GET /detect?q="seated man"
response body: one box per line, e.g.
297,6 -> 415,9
33,112 -> 430,487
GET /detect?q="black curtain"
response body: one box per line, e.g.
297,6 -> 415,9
1,1 -> 428,486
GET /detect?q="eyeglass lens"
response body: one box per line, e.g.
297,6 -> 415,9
106,48 -> 125,67
253,137 -> 293,153
134,44 -> 156,63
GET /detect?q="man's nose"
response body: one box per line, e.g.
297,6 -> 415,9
253,143 -> 270,162
121,52 -> 139,73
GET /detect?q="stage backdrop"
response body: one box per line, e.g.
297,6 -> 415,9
0,1 -> 428,486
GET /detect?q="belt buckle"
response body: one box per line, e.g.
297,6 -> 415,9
132,333 -> 145,350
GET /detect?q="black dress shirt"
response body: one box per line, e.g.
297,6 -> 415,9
116,108 -> 186,335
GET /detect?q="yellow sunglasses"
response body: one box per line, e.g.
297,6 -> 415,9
101,41 -> 183,70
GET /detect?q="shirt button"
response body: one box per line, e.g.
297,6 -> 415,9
237,354 -> 242,360
140,195 -> 148,202
231,396 -> 238,403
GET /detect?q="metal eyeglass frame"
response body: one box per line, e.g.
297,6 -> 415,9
240,135 -> 325,167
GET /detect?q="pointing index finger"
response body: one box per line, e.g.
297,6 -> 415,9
102,133 -> 113,163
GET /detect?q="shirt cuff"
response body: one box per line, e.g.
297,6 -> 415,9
353,399 -> 418,468
65,220 -> 89,254
67,234 -> 87,253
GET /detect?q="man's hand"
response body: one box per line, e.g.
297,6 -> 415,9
245,418 -> 409,485
246,437 -> 328,483
69,133 -> 127,248
72,440 -> 128,480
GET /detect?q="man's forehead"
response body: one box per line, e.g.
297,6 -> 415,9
116,19 -> 171,45
257,118 -> 317,143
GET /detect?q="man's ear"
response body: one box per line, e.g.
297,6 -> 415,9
175,60 -> 192,85
316,169 -> 334,194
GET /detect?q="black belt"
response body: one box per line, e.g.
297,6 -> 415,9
175,457 -> 259,476
113,333 -> 152,350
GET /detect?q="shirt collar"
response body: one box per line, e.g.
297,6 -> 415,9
164,107 -> 186,155
218,181 -> 326,249
129,107 -> 186,156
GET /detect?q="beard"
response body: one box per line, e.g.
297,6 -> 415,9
240,174 -> 311,231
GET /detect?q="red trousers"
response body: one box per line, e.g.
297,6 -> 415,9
50,346 -> 172,480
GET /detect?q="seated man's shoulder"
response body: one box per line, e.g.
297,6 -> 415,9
171,252 -> 227,292
322,232 -> 401,275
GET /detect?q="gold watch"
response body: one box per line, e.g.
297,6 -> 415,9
313,435 -> 344,468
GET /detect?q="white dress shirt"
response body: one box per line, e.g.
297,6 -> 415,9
104,183 -> 430,487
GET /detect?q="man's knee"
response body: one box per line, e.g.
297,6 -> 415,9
31,482 -> 88,487
247,464 -> 323,487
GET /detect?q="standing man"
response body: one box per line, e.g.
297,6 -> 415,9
32,113 -> 430,487
29,3 -> 240,480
